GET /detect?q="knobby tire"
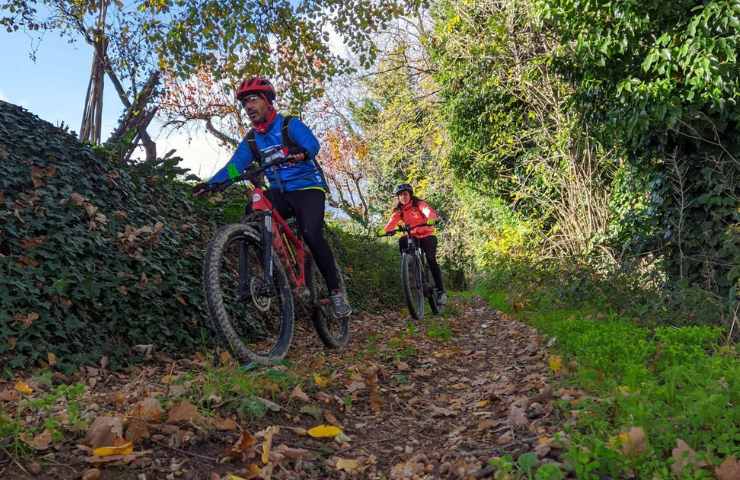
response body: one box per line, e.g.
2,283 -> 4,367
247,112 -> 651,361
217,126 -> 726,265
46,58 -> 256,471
203,223 -> 294,365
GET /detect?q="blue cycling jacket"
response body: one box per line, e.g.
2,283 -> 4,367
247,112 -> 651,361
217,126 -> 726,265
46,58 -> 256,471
208,114 -> 326,192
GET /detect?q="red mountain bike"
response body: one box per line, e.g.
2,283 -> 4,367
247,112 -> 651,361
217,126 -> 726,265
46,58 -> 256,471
202,148 -> 349,364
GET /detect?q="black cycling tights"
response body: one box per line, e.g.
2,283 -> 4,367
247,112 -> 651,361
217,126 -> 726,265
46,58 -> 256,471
246,189 -> 340,292
399,235 -> 444,292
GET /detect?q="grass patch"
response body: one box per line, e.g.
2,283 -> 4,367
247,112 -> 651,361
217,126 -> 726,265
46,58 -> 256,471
476,274 -> 739,478
425,319 -> 453,342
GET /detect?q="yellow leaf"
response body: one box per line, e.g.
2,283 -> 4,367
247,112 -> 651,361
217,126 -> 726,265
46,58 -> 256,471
47,352 -> 57,366
307,425 -> 342,438
548,355 -> 562,374
15,381 -> 33,395
261,426 -> 278,465
93,441 -> 133,457
225,475 -> 248,480
336,457 -> 361,472
313,374 -> 329,388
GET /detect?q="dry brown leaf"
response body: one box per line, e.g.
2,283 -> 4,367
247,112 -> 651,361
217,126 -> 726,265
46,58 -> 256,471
619,426 -> 647,457
219,351 -> 235,367
84,416 -> 124,448
81,468 -> 101,480
261,426 -> 278,465
508,404 -> 528,427
167,401 -> 201,424
130,397 -> 163,422
671,439 -> 706,476
430,406 -> 456,418
290,385 -> 310,402
22,429 -> 53,450
125,419 -> 150,444
366,367 -> 382,414
227,431 -> 257,461
715,456 -> 740,480
14,312 -> 38,328
213,416 -> 238,431
0,388 -> 19,402
324,411 -> 342,427
272,444 -> 311,461
335,457 -> 361,473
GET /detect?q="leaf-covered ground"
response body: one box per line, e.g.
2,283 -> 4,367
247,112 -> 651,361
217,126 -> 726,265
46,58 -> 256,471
0,296 -> 574,479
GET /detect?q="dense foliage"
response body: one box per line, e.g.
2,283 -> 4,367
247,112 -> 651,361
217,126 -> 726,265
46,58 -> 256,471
0,100 -> 217,374
350,0 -> 737,311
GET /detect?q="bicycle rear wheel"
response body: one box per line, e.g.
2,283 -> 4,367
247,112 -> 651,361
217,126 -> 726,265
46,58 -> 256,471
203,223 -> 294,364
308,256 -> 350,348
401,252 -> 424,320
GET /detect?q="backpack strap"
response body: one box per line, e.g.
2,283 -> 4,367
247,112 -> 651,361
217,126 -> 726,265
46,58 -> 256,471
281,115 -> 299,152
246,128 -> 261,164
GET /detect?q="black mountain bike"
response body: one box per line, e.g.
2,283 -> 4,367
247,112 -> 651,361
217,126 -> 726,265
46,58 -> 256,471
382,224 -> 441,320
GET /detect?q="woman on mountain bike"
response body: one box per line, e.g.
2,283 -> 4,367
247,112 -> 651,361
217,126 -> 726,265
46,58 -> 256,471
192,76 -> 351,318
382,184 -> 446,305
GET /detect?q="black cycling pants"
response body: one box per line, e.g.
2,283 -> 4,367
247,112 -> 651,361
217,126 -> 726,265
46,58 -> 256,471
246,188 -> 340,291
399,235 -> 444,292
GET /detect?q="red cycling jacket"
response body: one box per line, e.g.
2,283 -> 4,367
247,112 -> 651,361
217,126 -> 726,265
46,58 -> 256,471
383,200 -> 438,238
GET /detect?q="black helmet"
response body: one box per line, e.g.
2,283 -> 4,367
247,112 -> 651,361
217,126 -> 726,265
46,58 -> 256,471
394,183 -> 413,195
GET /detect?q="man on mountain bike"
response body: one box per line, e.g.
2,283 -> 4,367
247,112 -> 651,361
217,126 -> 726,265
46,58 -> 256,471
382,183 -> 447,306
193,76 -> 351,318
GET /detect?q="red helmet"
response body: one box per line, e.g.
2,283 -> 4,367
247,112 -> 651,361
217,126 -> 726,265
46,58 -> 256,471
236,76 -> 276,102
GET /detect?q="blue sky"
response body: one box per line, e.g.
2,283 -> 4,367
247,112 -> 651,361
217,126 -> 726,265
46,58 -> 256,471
1,30 -> 120,136
1,29 -> 231,178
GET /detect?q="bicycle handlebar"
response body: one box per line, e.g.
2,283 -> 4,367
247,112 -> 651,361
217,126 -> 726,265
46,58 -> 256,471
377,223 -> 434,237
207,151 -> 305,192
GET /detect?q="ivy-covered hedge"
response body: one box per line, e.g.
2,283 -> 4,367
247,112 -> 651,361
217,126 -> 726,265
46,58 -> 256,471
0,101 -> 217,374
0,101 -> 406,374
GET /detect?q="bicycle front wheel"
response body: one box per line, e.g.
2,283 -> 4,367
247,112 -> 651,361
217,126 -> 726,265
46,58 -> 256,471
401,252 -> 425,320
203,223 -> 294,364
308,257 -> 350,349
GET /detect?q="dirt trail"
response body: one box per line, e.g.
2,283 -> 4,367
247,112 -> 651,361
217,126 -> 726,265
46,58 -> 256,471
1,297 -> 568,479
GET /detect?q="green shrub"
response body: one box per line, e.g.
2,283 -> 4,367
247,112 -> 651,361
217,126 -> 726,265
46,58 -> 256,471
476,260 -> 739,477
0,101 -> 217,373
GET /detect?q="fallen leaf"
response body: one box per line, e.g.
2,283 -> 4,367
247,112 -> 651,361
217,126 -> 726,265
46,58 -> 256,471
290,385 -> 310,402
81,468 -> 101,480
300,405 -> 323,420
671,439 -> 706,476
548,355 -> 562,374
430,406 -> 456,417
130,397 -> 163,422
0,388 -> 19,402
125,419 -> 150,444
261,426 -> 278,465
47,352 -> 57,367
93,441 -> 133,457
716,456 -> 740,480
366,367 -> 382,414
335,457 -> 361,473
314,374 -> 330,388
307,425 -> 342,438
13,312 -> 38,328
22,429 -> 53,450
167,401 -> 201,424
508,404 -> 528,427
228,431 -> 257,460
213,416 -> 238,431
324,411 -> 342,427
220,350 -> 235,367
272,444 -> 311,460
84,416 -> 124,448
618,426 -> 647,457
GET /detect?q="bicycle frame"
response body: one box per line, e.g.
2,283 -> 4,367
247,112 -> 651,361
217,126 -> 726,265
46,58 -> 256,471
247,185 -> 308,291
